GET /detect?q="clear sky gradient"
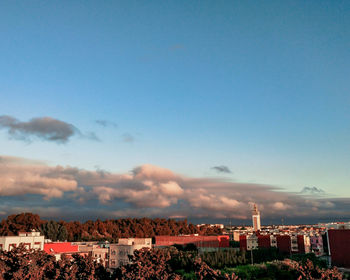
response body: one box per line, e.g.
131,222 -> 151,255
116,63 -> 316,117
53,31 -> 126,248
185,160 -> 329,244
0,1 -> 350,222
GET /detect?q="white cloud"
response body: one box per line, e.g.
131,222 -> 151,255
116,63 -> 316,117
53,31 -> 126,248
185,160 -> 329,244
1,155 -> 349,221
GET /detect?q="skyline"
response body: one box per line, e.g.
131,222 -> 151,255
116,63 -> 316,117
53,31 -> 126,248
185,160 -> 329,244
1,1 -> 350,223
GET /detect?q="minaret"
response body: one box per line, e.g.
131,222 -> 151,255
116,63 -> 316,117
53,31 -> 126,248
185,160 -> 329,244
252,203 -> 261,232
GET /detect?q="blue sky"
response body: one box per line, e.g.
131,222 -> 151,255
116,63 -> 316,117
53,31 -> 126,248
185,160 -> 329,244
0,1 -> 349,222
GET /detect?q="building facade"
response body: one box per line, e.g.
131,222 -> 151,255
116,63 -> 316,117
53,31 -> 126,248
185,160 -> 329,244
240,233 -> 310,254
0,230 -> 44,251
73,241 -> 109,267
92,246 -> 109,267
309,235 -> 323,256
328,229 -> 350,268
155,235 -> 229,248
109,238 -> 152,269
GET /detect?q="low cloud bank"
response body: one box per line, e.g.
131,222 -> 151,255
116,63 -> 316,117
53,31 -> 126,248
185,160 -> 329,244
0,155 -> 348,221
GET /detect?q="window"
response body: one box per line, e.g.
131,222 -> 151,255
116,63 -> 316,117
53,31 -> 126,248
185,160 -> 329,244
8,244 -> 17,251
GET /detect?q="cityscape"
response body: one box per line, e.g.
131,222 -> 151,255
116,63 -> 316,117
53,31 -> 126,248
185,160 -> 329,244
1,0 -> 350,279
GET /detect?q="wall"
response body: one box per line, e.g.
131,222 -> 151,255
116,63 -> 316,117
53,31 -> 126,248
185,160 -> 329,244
328,229 -> 350,268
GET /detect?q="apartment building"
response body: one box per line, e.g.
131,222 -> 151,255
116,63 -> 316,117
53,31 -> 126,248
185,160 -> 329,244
0,230 -> 44,251
309,234 -> 324,256
109,238 -> 152,269
240,233 -> 310,254
328,229 -> 350,268
74,241 -> 109,267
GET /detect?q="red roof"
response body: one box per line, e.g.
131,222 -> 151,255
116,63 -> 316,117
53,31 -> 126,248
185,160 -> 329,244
155,235 -> 229,248
44,242 -> 79,254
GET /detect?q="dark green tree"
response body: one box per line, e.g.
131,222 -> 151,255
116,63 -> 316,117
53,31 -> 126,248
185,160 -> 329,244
40,220 -> 68,241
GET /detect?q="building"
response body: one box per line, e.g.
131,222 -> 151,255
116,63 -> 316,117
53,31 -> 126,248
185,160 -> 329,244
246,234 -> 258,250
155,235 -> 229,248
276,235 -> 291,253
0,230 -> 44,251
75,241 -> 109,267
309,234 -> 324,256
44,242 -> 80,260
239,233 -> 310,254
296,234 -> 310,254
320,222 -> 350,230
92,246 -> 109,267
109,238 -> 152,269
257,234 -> 271,249
328,229 -> 350,268
228,230 -> 242,242
252,204 -> 261,231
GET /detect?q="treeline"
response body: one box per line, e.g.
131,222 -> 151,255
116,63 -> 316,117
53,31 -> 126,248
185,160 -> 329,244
0,213 -> 223,242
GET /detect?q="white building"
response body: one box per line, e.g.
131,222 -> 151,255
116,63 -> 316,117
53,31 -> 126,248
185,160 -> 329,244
109,238 -> 152,269
246,234 -> 258,251
0,230 -> 44,251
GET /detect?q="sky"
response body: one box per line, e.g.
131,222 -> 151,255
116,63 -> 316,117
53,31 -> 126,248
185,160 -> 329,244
0,0 -> 349,224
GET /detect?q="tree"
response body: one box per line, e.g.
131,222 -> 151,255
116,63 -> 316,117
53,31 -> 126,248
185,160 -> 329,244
40,220 -> 68,241
114,248 -> 182,280
194,258 -> 238,280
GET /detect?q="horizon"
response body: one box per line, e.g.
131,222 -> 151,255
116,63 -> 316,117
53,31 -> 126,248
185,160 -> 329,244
2,211 -> 350,227
1,1 -> 350,224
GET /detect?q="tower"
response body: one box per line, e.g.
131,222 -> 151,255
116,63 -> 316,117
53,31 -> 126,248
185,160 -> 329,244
252,203 -> 261,231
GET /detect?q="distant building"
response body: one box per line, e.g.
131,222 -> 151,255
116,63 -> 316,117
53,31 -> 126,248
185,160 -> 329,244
92,246 -> 109,267
248,235 -> 258,251
74,241 -> 109,267
240,233 -> 310,254
257,234 -> 271,249
154,235 -> 229,249
309,234 -> 324,256
109,238 -> 152,269
328,229 -> 350,268
252,204 -> 261,231
228,230 -> 243,242
320,222 -> 350,230
276,235 -> 291,253
0,230 -> 44,251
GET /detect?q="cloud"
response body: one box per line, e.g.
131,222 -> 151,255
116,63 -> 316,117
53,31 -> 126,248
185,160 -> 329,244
272,202 -> 291,210
301,187 -> 325,195
0,156 -> 77,199
0,115 -> 98,143
211,165 -> 232,174
0,155 -> 349,222
95,120 -> 118,128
